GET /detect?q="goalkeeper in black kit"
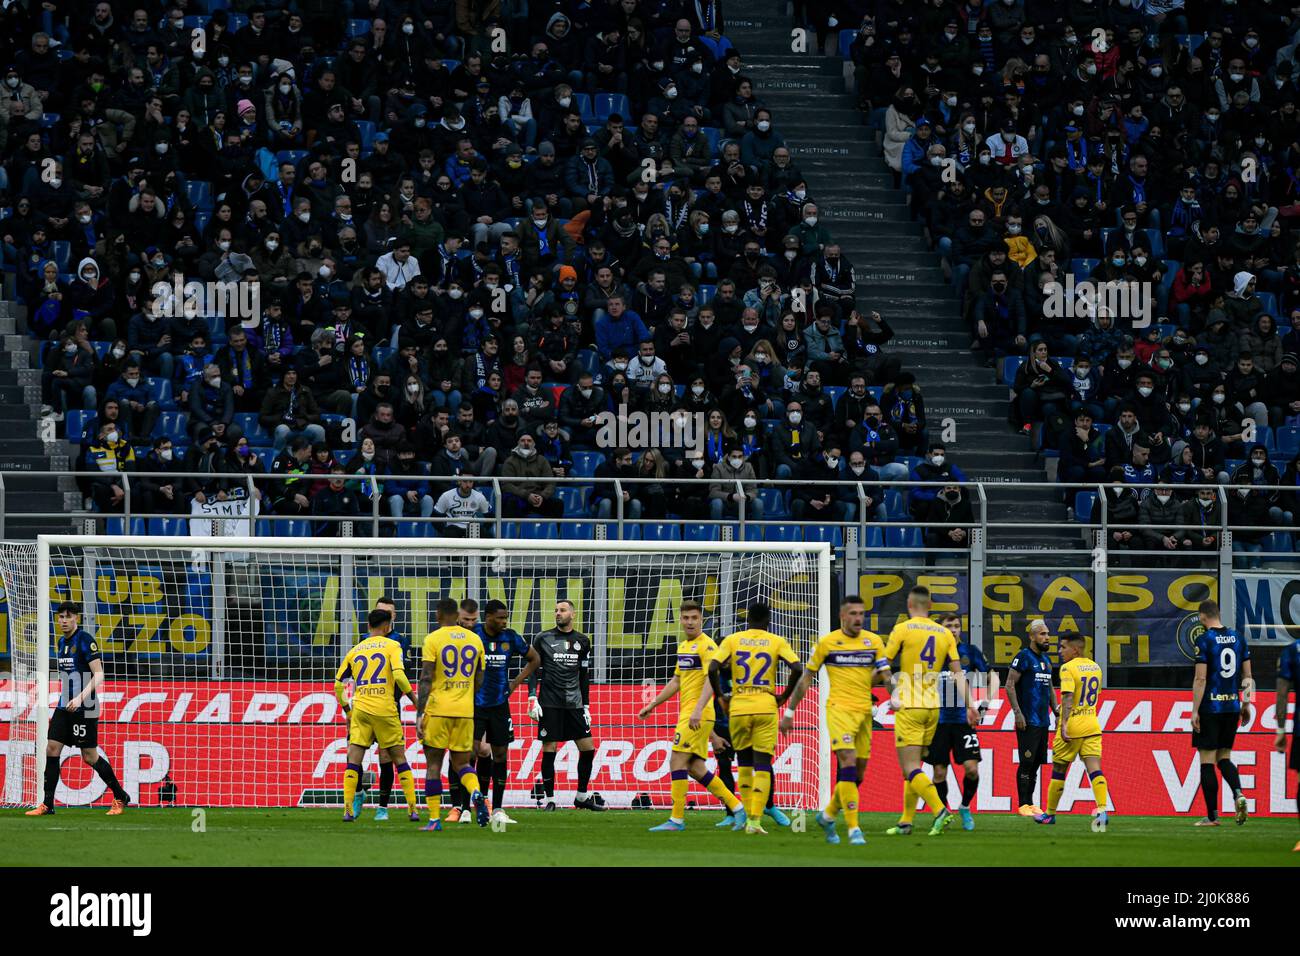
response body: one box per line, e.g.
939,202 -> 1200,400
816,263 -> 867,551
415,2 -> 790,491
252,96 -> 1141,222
523,599 -> 606,811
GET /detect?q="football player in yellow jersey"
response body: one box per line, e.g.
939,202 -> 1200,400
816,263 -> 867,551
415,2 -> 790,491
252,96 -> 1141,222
883,586 -> 977,837
1035,632 -> 1109,828
334,608 -> 419,824
708,602 -> 804,835
417,597 -> 488,830
781,595 -> 891,847
637,601 -> 745,831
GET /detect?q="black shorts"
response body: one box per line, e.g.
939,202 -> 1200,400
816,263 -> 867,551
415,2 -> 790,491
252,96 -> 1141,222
1017,725 -> 1049,769
539,706 -> 591,743
474,703 -> 514,747
1192,711 -> 1240,751
928,721 -> 981,765
49,709 -> 97,748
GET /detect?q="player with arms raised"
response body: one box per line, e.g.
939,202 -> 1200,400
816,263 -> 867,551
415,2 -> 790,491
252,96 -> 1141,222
709,602 -> 804,835
1191,599 -> 1253,827
1035,632 -> 1109,828
474,599 -> 539,825
335,608 -> 419,823
929,612 -> 990,831
525,599 -> 605,811
781,595 -> 890,846
883,587 -> 976,837
637,601 -> 744,831
418,598 -> 488,829
1274,633 -> 1300,851
26,602 -> 131,817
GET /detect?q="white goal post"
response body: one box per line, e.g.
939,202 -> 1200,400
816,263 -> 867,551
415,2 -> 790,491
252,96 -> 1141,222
1,536 -> 831,812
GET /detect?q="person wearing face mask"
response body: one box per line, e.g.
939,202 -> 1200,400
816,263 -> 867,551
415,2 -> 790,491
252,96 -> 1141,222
708,445 -> 765,520
1013,339 -> 1072,438
65,257 -> 116,340
790,444 -> 853,523
907,442 -> 967,519
136,437 -> 186,515
1231,443 -> 1290,523
1129,372 -> 1178,466
770,400 -> 821,481
1059,408 -> 1107,507
1138,483 -> 1195,564
558,372 -> 606,448
1227,476 -> 1275,568
104,361 -> 160,441
501,433 -> 564,517
84,419 -> 135,513
920,483 -> 975,565
786,201 -> 832,256
188,363 -> 243,446
1182,487 -> 1224,555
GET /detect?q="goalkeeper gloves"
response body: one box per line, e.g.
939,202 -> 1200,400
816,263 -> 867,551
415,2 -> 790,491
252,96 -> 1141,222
583,704 -> 591,726
528,696 -> 542,721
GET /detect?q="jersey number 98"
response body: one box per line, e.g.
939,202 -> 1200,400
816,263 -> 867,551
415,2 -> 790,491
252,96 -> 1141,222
441,643 -> 478,679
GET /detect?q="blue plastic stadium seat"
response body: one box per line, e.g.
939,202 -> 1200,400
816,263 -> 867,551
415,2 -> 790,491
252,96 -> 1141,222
106,518 -> 147,536
743,523 -> 766,543
571,450 -> 606,478
147,517 -> 188,536
183,15 -> 210,29
347,18 -> 371,37
765,523 -> 802,542
185,180 -> 213,211
574,92 -> 595,124
575,349 -> 601,378
1074,491 -> 1097,523
1071,257 -> 1098,281
1002,356 -> 1026,387
700,127 -> 720,158
1255,425 -> 1273,455
824,385 -> 845,410
143,377 -> 174,408
805,525 -> 844,547
154,411 -> 189,440
756,487 -> 788,518
257,448 -> 278,472
227,12 -> 249,32
699,283 -> 716,304
884,488 -> 906,519
560,521 -> 595,540
837,28 -> 856,59
354,120 -> 376,149
1264,531 -> 1293,553
517,521 -> 557,540
683,523 -> 720,542
396,520 -> 432,537
51,240 -> 71,272
594,93 -> 630,121
642,522 -> 682,541
886,526 -> 923,557
1274,425 -> 1300,459
232,412 -> 269,443
276,149 -> 309,168
1257,292 -> 1278,317
557,486 -> 588,515
65,409 -> 93,443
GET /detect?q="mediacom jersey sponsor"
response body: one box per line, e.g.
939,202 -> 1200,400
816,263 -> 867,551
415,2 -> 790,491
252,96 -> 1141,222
1,684 -> 1295,814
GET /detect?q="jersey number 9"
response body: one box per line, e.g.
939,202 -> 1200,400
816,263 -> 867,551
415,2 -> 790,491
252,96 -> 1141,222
1218,647 -> 1236,680
441,643 -> 478,679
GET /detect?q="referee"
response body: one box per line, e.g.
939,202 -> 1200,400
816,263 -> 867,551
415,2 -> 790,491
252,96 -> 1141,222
26,602 -> 131,816
1005,619 -> 1054,817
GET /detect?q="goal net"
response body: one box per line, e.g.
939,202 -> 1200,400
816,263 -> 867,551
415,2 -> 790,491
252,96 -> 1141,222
0,536 -> 830,812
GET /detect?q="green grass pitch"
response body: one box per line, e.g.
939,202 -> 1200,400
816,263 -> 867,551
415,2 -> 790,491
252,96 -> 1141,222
3,809 -> 1298,866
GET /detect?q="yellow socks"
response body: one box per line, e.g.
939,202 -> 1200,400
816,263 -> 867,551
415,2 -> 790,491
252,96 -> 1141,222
1088,770 -> 1108,811
425,775 -> 442,819
396,763 -> 417,811
834,764 -> 859,828
749,764 -> 772,819
700,770 -> 741,813
737,764 -> 753,815
1047,774 -> 1066,814
900,779 -> 918,824
909,769 -> 944,814
670,770 -> 689,820
458,766 -> 482,799
343,762 -> 361,814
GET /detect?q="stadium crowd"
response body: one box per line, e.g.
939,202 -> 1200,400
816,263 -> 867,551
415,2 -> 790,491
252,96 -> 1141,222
12,0 -> 1299,565
5,0 -> 969,541
854,0 -> 1300,562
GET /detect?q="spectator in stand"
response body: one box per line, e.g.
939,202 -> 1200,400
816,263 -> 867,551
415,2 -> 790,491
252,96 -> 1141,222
188,363 -> 242,446
922,483 -> 975,567
83,419 -> 134,513
434,478 -> 493,537
311,467 -> 363,537
501,432 -> 563,518
1060,408 -> 1107,503
136,437 -> 186,516
104,360 -> 159,442
791,444 -> 851,523
1013,339 -> 1072,439
385,442 -> 436,526
1228,473 -> 1275,569
709,446 -> 764,521
268,436 -> 314,518
1140,484 -> 1194,567
259,366 -> 326,451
